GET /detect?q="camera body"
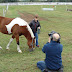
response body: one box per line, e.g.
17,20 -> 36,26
48,31 -> 60,43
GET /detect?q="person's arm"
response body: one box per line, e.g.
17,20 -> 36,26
42,44 -> 48,53
29,21 -> 33,27
42,36 -> 50,53
38,21 -> 41,29
48,37 -> 51,43
29,22 -> 32,27
61,44 -> 63,52
42,45 -> 46,53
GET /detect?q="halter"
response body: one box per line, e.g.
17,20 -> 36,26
30,38 -> 35,49
30,38 -> 33,49
29,38 -> 34,52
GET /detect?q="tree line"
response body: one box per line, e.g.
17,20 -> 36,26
0,0 -> 72,3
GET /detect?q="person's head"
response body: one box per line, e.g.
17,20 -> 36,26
48,31 -> 61,43
34,14 -> 38,22
53,33 -> 60,41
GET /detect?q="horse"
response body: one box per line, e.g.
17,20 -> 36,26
0,16 -> 35,53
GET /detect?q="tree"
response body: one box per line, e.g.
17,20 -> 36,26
8,0 -> 18,2
46,0 -> 52,2
59,0 -> 65,2
53,0 -> 59,2
30,0 -> 32,1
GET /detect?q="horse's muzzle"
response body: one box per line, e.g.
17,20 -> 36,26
29,48 -> 35,52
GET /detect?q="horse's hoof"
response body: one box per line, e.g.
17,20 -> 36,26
29,48 -> 33,52
6,48 -> 10,50
33,48 -> 35,50
0,46 -> 2,49
18,50 -> 22,53
6,47 -> 10,50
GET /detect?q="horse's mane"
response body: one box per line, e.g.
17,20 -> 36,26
26,23 -> 34,39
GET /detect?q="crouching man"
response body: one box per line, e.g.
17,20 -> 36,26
37,31 -> 63,72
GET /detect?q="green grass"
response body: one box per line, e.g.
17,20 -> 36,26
0,5 -> 72,72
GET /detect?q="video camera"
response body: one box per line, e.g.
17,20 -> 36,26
48,31 -> 61,43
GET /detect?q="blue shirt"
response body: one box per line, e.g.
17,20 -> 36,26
42,41 -> 63,70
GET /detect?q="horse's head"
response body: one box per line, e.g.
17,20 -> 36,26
27,37 -> 36,52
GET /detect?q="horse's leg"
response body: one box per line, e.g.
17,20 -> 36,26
6,35 -> 15,50
0,46 -> 2,49
0,30 -> 2,49
15,35 -> 22,53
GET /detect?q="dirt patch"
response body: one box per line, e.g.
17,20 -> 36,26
18,11 -> 48,23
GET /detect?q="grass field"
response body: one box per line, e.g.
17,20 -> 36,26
0,5 -> 72,72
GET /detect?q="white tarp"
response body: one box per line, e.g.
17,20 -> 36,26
42,8 -> 54,11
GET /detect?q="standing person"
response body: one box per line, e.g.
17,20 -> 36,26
29,14 -> 41,47
37,31 -> 63,72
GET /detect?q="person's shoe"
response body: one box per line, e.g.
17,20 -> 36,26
36,45 -> 39,47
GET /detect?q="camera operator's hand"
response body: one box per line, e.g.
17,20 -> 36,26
48,37 -> 51,43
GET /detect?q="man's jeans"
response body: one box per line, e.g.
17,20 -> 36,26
34,32 -> 38,46
37,61 -> 63,72
37,61 -> 46,72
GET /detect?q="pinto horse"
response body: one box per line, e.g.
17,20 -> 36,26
0,16 -> 35,53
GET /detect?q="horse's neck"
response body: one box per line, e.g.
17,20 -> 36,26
24,29 -> 32,41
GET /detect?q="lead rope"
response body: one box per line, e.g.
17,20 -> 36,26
32,38 -> 33,50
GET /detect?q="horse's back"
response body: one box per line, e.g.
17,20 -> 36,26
6,17 -> 28,34
0,16 -> 14,25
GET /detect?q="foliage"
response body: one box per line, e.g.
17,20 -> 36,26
0,0 -> 72,2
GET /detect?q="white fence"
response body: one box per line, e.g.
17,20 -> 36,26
0,2 -> 72,6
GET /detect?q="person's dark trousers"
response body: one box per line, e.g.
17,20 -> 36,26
47,68 -> 63,72
34,32 -> 39,46
37,61 -> 63,72
37,61 -> 46,72
43,66 -> 64,72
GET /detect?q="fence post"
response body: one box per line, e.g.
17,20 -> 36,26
3,5 -> 9,17
55,6 -> 56,10
66,6 -> 67,11
3,8 -> 5,17
6,5 -> 8,11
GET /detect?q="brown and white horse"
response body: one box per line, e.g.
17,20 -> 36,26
0,16 -> 35,53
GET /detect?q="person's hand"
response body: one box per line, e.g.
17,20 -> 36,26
48,37 -> 51,43
38,27 -> 40,29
